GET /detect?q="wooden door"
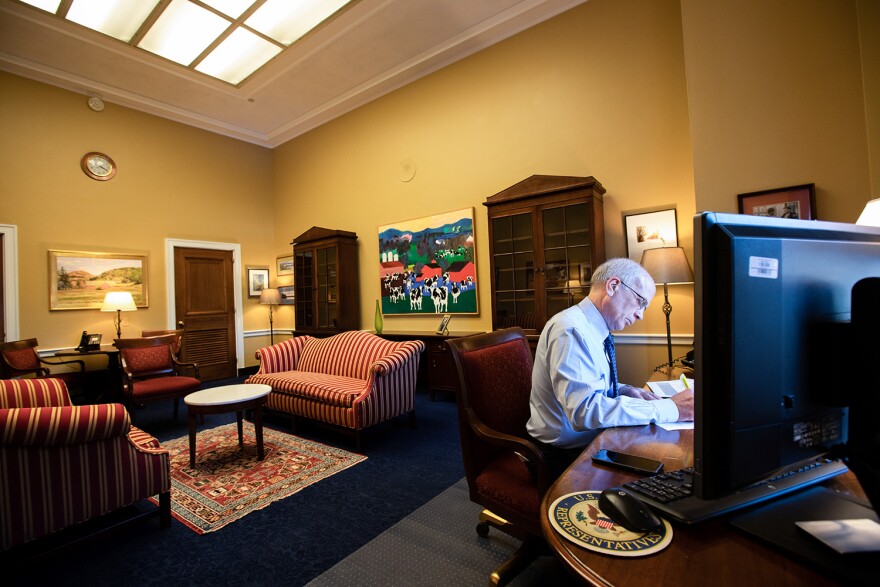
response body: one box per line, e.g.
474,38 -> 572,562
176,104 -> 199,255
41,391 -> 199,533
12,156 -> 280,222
173,247 -> 237,380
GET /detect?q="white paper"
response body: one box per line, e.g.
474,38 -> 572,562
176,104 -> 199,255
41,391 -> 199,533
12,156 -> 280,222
796,518 -> 880,553
647,378 -> 693,398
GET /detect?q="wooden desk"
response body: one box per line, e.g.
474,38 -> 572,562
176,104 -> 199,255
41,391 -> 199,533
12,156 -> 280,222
540,424 -> 866,586
55,345 -> 121,403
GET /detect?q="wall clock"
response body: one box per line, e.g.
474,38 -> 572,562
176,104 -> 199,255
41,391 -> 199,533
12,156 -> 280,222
81,152 -> 116,181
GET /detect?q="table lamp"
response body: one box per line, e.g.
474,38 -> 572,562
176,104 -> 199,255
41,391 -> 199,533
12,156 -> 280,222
640,247 -> 694,367
259,288 -> 282,345
856,198 -> 880,226
101,291 -> 137,340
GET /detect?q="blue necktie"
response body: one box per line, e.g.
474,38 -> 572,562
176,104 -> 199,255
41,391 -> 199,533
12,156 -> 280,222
604,335 -> 618,397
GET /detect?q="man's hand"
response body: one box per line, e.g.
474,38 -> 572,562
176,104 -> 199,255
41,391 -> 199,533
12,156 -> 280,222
618,384 -> 658,400
671,389 -> 694,421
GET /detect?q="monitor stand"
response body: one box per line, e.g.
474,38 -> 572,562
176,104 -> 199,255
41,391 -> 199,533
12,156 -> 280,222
729,486 -> 878,584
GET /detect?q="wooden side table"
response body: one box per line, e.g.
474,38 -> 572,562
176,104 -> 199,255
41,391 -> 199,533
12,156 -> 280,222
184,384 -> 271,468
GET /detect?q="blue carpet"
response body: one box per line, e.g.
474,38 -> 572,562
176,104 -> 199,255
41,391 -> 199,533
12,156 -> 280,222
307,478 -> 578,587
18,382 -> 469,586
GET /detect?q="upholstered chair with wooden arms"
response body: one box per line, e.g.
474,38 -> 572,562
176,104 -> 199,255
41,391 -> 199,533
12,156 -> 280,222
115,334 -> 201,420
0,338 -> 87,400
446,327 -> 550,587
0,378 -> 171,552
141,329 -> 184,355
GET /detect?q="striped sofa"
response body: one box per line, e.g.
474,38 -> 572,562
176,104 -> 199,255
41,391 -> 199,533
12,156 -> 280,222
0,378 -> 171,552
246,330 -> 425,451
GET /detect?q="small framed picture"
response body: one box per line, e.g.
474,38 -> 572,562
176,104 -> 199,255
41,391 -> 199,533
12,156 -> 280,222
623,208 -> 679,261
277,255 -> 294,276
436,314 -> 452,335
278,285 -> 295,305
246,266 -> 270,298
737,183 -> 816,220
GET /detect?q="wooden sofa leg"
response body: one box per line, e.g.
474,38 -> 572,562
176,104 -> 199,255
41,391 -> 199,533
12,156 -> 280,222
290,414 -> 297,433
159,491 -> 172,528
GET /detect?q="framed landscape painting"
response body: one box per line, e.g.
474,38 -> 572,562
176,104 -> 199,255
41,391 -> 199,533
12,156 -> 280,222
378,207 -> 478,315
49,250 -> 148,310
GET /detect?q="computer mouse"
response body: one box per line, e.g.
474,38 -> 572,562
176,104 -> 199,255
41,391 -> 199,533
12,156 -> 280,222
598,487 -> 663,532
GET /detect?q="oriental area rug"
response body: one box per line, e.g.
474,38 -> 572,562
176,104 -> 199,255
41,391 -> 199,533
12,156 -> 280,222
151,423 -> 366,534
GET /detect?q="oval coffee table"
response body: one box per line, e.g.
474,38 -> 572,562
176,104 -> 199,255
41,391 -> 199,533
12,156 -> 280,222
184,383 -> 272,468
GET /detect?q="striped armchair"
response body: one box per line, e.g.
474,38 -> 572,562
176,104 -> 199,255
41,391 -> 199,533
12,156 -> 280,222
0,378 -> 171,552
246,330 -> 425,451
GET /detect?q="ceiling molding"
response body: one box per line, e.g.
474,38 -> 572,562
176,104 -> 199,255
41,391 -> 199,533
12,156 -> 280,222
0,0 -> 588,148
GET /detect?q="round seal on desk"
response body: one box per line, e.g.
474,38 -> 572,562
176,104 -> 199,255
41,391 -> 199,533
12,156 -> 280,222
548,491 -> 673,557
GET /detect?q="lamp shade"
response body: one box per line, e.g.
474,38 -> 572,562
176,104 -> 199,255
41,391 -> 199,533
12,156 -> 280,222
640,247 -> 694,284
100,291 -> 137,312
259,288 -> 281,305
856,198 -> 880,227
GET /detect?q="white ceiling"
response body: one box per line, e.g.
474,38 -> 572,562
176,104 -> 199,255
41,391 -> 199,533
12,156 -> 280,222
0,0 -> 586,148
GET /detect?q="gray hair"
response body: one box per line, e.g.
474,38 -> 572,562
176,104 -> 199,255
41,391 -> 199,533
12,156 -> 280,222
589,257 -> 649,286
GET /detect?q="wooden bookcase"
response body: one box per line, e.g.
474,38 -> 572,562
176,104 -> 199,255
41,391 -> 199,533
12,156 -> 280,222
292,227 -> 359,332
484,175 -> 606,338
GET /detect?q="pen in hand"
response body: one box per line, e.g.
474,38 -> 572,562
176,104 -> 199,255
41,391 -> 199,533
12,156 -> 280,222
680,373 -> 691,389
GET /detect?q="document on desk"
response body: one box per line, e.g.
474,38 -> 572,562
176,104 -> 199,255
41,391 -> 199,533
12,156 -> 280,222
648,377 -> 695,431
647,377 -> 693,398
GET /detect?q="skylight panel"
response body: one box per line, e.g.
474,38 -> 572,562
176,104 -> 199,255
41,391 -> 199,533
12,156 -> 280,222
196,27 -> 282,85
138,0 -> 230,66
201,0 -> 253,20
246,0 -> 351,46
66,0 -> 160,42
18,0 -> 62,12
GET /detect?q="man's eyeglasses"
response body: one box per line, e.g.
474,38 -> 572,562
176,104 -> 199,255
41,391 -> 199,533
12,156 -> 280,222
618,280 -> 649,310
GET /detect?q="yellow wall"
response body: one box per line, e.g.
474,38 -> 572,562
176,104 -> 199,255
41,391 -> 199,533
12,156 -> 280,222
273,0 -> 698,381
2,0 -> 876,382
0,73 -> 275,361
681,0 -> 873,221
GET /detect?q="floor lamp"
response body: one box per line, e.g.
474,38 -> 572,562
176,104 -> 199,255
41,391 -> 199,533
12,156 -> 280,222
260,288 -> 281,345
640,247 -> 693,368
101,291 -> 137,340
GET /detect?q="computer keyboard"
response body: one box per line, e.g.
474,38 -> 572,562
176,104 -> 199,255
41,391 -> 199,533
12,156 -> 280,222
622,457 -> 849,524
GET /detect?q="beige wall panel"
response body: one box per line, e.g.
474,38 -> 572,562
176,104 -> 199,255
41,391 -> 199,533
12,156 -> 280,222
0,73 -> 275,355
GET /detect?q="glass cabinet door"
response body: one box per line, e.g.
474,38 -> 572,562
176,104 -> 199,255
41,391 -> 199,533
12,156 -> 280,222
491,213 -> 536,330
316,246 -> 338,328
295,251 -> 314,327
543,202 -> 592,317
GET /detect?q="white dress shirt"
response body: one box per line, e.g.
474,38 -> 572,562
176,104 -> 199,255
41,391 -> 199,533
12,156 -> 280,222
527,297 -> 680,449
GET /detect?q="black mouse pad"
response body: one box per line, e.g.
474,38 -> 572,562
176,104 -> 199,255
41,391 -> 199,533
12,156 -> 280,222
547,490 -> 673,556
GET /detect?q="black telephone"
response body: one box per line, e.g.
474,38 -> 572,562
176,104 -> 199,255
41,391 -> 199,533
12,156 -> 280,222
76,331 -> 102,352
681,348 -> 695,368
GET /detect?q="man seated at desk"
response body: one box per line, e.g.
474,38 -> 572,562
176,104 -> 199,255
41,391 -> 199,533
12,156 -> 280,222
528,257 -> 695,479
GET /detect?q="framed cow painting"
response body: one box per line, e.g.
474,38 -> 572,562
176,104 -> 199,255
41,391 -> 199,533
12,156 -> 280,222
377,207 -> 479,316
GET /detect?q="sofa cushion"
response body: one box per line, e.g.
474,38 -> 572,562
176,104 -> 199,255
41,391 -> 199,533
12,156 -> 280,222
297,331 -> 404,380
251,371 -> 367,408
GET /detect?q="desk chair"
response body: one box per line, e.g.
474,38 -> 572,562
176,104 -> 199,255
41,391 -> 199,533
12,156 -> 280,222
447,327 -> 550,587
115,334 -> 200,420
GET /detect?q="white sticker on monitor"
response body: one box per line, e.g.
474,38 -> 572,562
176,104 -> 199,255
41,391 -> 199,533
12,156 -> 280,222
749,256 -> 779,279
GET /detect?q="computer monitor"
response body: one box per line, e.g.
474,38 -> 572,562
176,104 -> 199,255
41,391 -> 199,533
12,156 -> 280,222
693,211 -> 880,503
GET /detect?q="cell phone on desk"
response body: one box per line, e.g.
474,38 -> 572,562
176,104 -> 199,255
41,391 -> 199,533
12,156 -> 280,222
592,449 -> 663,475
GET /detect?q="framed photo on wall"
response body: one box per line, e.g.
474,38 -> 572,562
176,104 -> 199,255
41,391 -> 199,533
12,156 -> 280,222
276,255 -> 294,276
623,208 -> 679,262
246,266 -> 269,298
737,183 -> 816,220
278,285 -> 295,305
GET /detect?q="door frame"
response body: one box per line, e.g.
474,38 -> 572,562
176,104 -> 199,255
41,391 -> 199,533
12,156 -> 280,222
164,238 -> 244,371
1,224 -> 20,342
